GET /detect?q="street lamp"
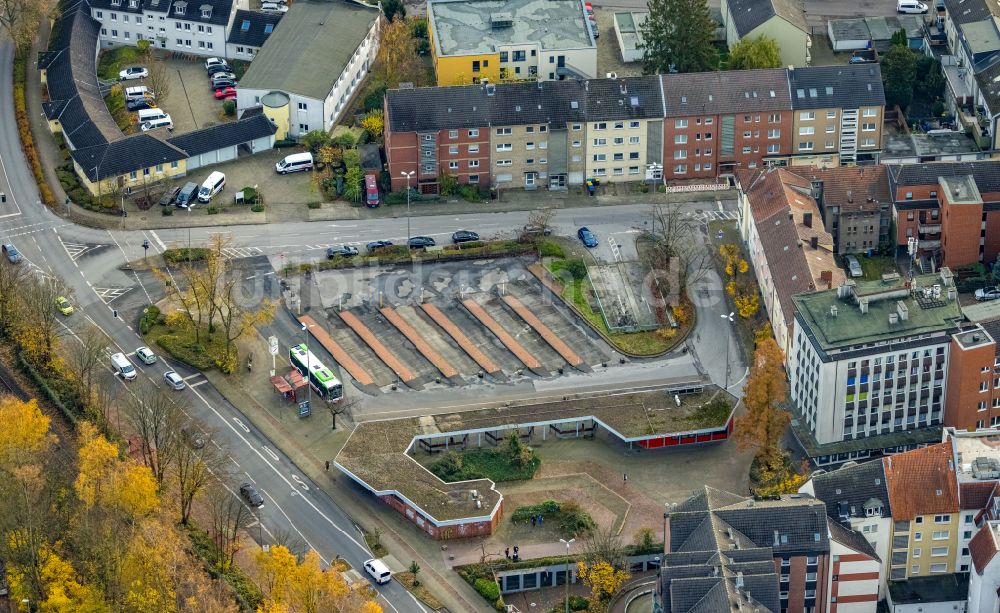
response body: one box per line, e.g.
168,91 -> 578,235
560,537 -> 575,613
721,312 -> 734,390
400,170 -> 415,245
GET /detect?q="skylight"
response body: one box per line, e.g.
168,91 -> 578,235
241,19 -> 250,30
264,23 -> 273,33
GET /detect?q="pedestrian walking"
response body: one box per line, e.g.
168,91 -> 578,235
505,547 -> 510,559
325,460 -> 330,471
531,516 -> 537,527
624,473 -> 628,482
538,514 -> 543,525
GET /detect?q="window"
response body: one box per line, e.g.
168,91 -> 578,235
468,144 -> 479,153
496,128 -> 512,135
448,161 -> 458,170
930,563 -> 948,573
914,532 -> 922,541
572,123 -> 582,131
675,135 -> 688,144
629,121 -> 640,128
767,129 -> 780,139
469,160 -> 479,168
629,152 -> 639,159
862,138 -> 876,147
499,51 -> 508,62
111,29 -> 118,36
525,126 -> 535,134
628,136 -> 640,144
827,111 -> 837,119
593,168 -> 606,176
572,140 -> 581,148
863,108 -> 878,117
798,141 -> 814,151
613,153 -> 623,161
742,146 -> 751,154
96,10 -> 103,17
593,138 -> 606,146
496,159 -> 512,166
613,168 -> 624,176
628,166 -> 639,174
594,122 -> 607,130
799,126 -> 815,135
862,123 -> 876,131
469,174 -> 480,183
512,50 -> 526,62
469,129 -> 479,137
298,123 -> 308,131
448,129 -> 458,139
673,164 -> 687,174
913,548 -> 922,557
674,150 -> 687,159
539,141 -> 547,149
592,154 -> 606,162
931,547 -> 948,556
614,121 -> 624,129
767,144 -> 780,154
825,125 -> 836,133
448,145 -> 458,155
768,113 -> 780,123
496,143 -> 512,151
264,23 -> 273,33
297,102 -> 307,111
525,142 -> 535,150
800,111 -> 816,120
934,515 -> 951,523
170,161 -> 179,169
932,531 -> 949,540
674,119 -> 688,129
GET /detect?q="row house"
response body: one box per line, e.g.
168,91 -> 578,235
888,161 -> 1000,270
660,486 -> 880,613
807,165 -> 892,255
384,76 -> 664,193
90,0 -> 236,57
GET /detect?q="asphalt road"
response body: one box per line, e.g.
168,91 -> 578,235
0,33 -> 744,612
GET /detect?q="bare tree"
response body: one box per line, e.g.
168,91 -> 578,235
270,527 -> 308,560
0,0 -> 53,52
582,526 -> 628,571
12,275 -> 72,366
0,258 -> 30,337
207,487 -> 253,570
326,397 -> 356,430
520,207 -> 555,241
173,430 -> 228,525
641,202 -> 711,294
122,381 -> 187,486
89,371 -> 123,434
143,48 -> 172,103
66,324 -> 110,406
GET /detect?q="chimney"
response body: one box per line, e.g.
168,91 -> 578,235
896,300 -> 909,321
620,79 -> 627,95
804,211 -> 813,228
773,530 -> 780,547
736,572 -> 744,589
948,287 -> 956,301
810,235 -> 818,249
859,298 -> 869,314
847,189 -> 854,203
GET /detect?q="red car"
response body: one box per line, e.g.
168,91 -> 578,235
214,86 -> 236,99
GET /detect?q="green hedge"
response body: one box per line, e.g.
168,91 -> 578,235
549,258 -> 588,281
429,449 -> 540,483
156,335 -> 216,371
139,305 -> 161,334
473,578 -> 500,602
511,500 -> 560,523
163,247 -> 210,264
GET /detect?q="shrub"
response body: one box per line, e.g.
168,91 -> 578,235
163,247 -> 210,264
274,138 -> 298,148
473,578 -> 500,602
558,501 -> 595,536
161,206 -> 173,216
332,131 -> 357,149
302,129 -> 332,153
568,595 -> 589,611
139,305 -> 161,334
363,85 -> 388,113
539,240 -> 566,259
251,203 -> 265,213
156,335 -> 216,371
206,206 -> 219,215
459,184 -> 482,202
222,100 -> 236,116
511,500 -> 561,523
306,202 -> 321,209
550,258 -> 588,281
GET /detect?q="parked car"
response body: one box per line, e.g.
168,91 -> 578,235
124,85 -> 154,100
207,63 -> 232,77
452,230 -> 480,244
112,352 -> 137,380
55,296 -> 74,315
848,55 -> 874,64
364,173 -> 380,208
119,66 -> 148,80
845,255 -> 863,278
976,288 -> 1000,301
2,244 -> 22,263
260,2 -> 288,12
239,482 -> 264,507
135,346 -> 157,365
276,152 -> 313,174
159,186 -> 181,206
897,0 -> 928,13
408,236 -> 436,249
204,56 -> 227,70
197,171 -> 226,203
366,240 -> 394,253
164,370 -> 186,390
211,78 -> 237,91
326,245 -> 359,258
214,86 -> 237,100
577,227 -> 598,248
175,182 -> 199,208
140,116 -> 173,132
126,97 -> 157,112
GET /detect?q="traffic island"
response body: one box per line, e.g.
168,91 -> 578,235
334,383 -> 736,540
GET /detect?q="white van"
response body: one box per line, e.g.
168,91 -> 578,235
111,352 -> 137,380
275,152 -> 313,174
140,115 -> 173,132
124,85 -> 155,100
137,108 -> 169,123
363,559 -> 392,585
198,171 -> 226,203
897,0 -> 928,13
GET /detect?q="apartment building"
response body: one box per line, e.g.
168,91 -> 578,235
661,68 -> 792,181
736,166 -> 843,356
884,442 -> 962,581
89,0 -> 235,56
426,0 -> 596,86
799,461 -> 891,600
787,65 -> 884,167
943,324 -> 1000,431
659,66 -> 885,181
888,161 -> 1000,270
660,486 -> 879,613
384,77 -> 664,192
969,521 -> 1000,612
224,9 -> 279,61
788,270 -> 964,448
807,166 -> 892,256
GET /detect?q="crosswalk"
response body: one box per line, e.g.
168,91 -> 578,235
221,247 -> 264,259
697,210 -> 739,221
59,241 -> 103,261
93,287 -> 133,303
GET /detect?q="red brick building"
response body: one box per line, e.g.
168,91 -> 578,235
946,325 -> 1000,431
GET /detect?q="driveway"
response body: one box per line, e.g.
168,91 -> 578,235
157,55 -> 234,134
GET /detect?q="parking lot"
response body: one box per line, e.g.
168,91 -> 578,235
295,258 -> 616,392
155,55 -> 236,134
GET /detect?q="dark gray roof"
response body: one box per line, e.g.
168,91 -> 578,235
982,320 -> 1000,356
977,61 -> 1000,113
226,9 -> 281,47
72,135 -> 188,181
788,64 -> 885,109
887,160 -> 1000,195
827,517 -> 881,562
166,113 -> 276,156
724,0 -> 806,37
809,459 -> 891,522
943,0 -> 997,26
661,69 -> 790,117
88,0 -> 234,23
386,76 -> 663,132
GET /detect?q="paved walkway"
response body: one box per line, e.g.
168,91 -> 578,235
421,303 -> 502,375
462,299 -> 542,372
502,295 -> 584,369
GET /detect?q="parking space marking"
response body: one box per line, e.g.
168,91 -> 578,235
222,247 -> 264,259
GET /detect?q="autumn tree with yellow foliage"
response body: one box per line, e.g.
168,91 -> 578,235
734,338 -> 807,495
253,546 -> 383,613
720,243 -> 760,319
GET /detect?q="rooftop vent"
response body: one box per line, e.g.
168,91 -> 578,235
889,312 -> 899,325
972,456 -> 1000,480
896,301 -> 909,321
830,304 -> 838,317
490,12 -> 513,28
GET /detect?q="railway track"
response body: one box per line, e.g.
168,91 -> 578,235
0,359 -> 29,401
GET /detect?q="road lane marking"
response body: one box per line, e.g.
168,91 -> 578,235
233,418 -> 250,433
148,230 -> 167,252
189,380 -> 208,388
262,446 -> 279,461
291,474 -> 309,491
244,472 -> 257,484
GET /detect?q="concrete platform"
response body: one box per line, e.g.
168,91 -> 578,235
419,303 -> 503,376
474,293 -> 568,374
505,282 -> 610,368
395,305 -> 484,377
463,295 -> 551,375
502,294 -> 586,371
321,309 -> 397,388
338,310 -> 424,387
298,314 -> 379,392
440,302 -> 526,376
380,307 -> 462,383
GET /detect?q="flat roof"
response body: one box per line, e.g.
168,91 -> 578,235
962,300 -> 1000,322
940,174 -> 983,204
336,385 -> 731,521
428,0 -> 594,57
237,0 -> 378,100
793,274 -> 964,351
949,427 -> 1000,483
888,574 -> 969,604
613,11 -> 647,52
882,132 -> 982,159
962,18 -> 1000,55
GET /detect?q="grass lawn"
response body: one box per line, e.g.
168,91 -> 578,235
143,319 -> 234,373
429,448 -> 541,483
97,46 -> 145,81
363,532 -> 388,558
859,255 -> 898,281
395,572 -> 444,610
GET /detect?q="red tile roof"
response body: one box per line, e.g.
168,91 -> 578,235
807,166 -> 891,213
883,442 -> 959,520
961,481 -> 997,511
970,522 -> 1000,574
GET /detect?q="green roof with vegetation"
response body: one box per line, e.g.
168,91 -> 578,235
792,273 -> 963,351
336,385 -> 732,522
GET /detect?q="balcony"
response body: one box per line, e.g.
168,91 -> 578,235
919,239 -> 941,249
919,224 -> 942,234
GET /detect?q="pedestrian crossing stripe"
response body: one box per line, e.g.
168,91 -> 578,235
222,247 -> 264,259
93,287 -> 133,303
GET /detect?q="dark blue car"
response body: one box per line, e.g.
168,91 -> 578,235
577,227 -> 598,248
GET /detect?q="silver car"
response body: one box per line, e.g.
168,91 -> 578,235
135,346 -> 157,365
164,370 -> 186,390
845,255 -> 863,278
